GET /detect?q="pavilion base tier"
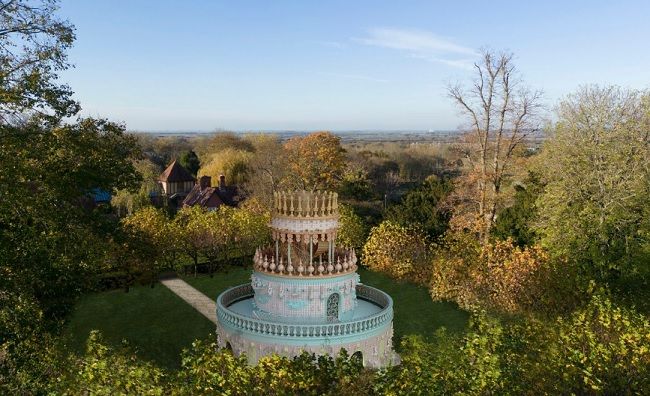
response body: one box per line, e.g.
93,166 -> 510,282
217,320 -> 396,368
217,283 -> 398,368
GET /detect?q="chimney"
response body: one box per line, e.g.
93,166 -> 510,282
199,175 -> 211,190
219,174 -> 226,190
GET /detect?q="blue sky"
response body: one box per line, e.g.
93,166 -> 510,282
60,0 -> 650,132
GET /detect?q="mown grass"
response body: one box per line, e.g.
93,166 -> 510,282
63,283 -> 214,370
64,265 -> 468,370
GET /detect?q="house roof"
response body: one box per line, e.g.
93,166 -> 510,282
182,184 -> 239,209
91,188 -> 112,203
159,160 -> 195,183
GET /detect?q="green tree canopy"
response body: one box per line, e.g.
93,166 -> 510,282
535,85 -> 650,279
337,205 -> 369,250
179,149 -> 200,176
0,0 -> 79,123
385,176 -> 452,239
491,172 -> 543,247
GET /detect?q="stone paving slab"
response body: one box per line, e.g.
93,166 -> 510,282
160,277 -> 216,324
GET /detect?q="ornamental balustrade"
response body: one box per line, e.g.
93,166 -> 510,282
217,284 -> 393,339
273,191 -> 338,218
254,246 -> 357,277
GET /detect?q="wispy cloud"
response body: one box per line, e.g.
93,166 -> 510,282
354,28 -> 477,69
409,53 -> 475,70
318,71 -> 389,83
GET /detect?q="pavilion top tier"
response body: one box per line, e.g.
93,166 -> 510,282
273,190 -> 339,220
255,190 -> 356,278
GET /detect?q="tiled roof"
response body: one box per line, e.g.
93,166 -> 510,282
159,160 -> 195,182
182,184 -> 239,209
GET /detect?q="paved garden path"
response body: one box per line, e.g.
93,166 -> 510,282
160,278 -> 217,324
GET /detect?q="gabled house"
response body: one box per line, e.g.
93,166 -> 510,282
159,160 -> 195,197
182,174 -> 239,211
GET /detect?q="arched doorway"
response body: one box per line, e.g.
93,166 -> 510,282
326,293 -> 340,322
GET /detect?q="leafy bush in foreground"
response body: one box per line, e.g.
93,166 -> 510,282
12,295 -> 648,395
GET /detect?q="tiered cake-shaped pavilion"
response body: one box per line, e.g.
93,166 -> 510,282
216,190 -> 396,367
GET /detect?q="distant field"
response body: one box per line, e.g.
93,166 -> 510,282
64,266 -> 468,370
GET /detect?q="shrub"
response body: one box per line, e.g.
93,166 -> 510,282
362,221 -> 431,285
430,235 -> 576,315
61,331 -> 167,395
548,293 -> 650,394
337,205 -> 369,250
375,312 -> 504,395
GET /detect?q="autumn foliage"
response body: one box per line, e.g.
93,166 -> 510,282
284,131 -> 345,190
362,221 -> 431,285
429,235 -> 569,315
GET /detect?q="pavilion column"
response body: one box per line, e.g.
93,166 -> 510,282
328,238 -> 332,263
287,236 -> 292,265
275,239 -> 279,264
309,235 -> 313,265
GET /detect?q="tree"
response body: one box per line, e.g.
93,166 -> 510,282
241,134 -> 288,209
284,131 -> 345,190
179,149 -> 200,176
362,221 -> 431,284
194,131 -> 254,160
491,172 -> 543,247
337,205 -> 369,250
174,206 -> 212,275
430,236 -> 558,314
111,159 -> 162,217
545,293 -> 650,394
535,86 -> 650,279
385,176 -> 452,239
338,165 -> 373,201
228,205 -> 271,258
0,0 -> 79,123
121,207 -> 180,278
199,148 -> 252,185
448,50 -> 542,241
0,118 -> 141,320
0,119 -> 141,390
375,315 -> 504,395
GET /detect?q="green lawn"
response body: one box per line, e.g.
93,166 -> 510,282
63,283 -> 215,370
181,265 -> 254,300
357,267 -> 469,341
64,265 -> 468,370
